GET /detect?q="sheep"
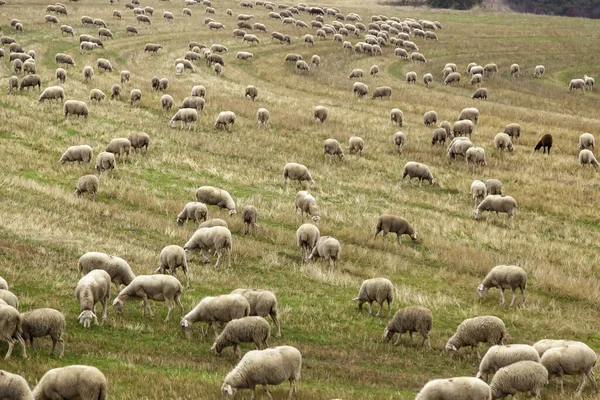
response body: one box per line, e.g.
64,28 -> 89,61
200,219 -> 228,229
231,289 -> 280,337
183,7 -> 192,16
135,15 -> 151,25
53,68 -> 66,84
80,41 -> 98,54
0,304 -> 26,359
19,74 -> 41,91
533,339 -> 588,357
89,88 -> 105,102
75,269 -> 111,328
208,21 -> 225,30
244,85 -> 258,102
256,108 -> 270,129
113,10 -> 121,18
348,69 -> 364,79
284,163 -> 314,186
411,52 -> 426,63
0,370 -> 33,399
21,308 -> 66,358
181,294 -> 250,337
489,361 -> 548,399
478,265 -> 527,306
214,111 -> 236,131
374,214 -> 417,244
405,71 -> 417,84
154,245 -> 189,288
296,223 -> 320,262
477,345 -> 541,382
126,132 -> 149,153
32,365 -> 108,400
0,36 -> 16,45
0,290 -> 18,309
105,138 -> 131,159
39,86 -> 65,104
570,78 -> 586,92
447,137 -> 473,159
94,152 -> 115,174
110,84 -> 121,100
416,377 -> 492,400
60,24 -> 74,36
12,59 -> 23,74
184,226 -> 232,268
212,316 -> 270,358
195,186 -> 237,215
348,136 -> 364,156
389,109 -> 403,127
82,66 -> 94,83
472,88 -> 488,100
579,133 -> 595,150
296,60 -> 309,73
129,89 -> 142,107
113,275 -> 183,321
353,278 -> 394,316
370,65 -> 380,77
453,120 -> 474,137
284,53 -> 302,63
236,51 -> 253,61
169,109 -> 198,131
471,180 -> 487,205
295,191 -> 320,222
444,72 -> 461,85
584,74 -> 595,90
579,149 -> 599,168
45,15 -> 60,24
494,133 -> 514,152
384,306 -> 432,347
534,65 -> 545,78
0,277 -> 7,291
311,55 -> 321,68
191,85 -> 206,98
532,134 -> 553,155
238,205 -> 259,235
431,128 -> 447,145
75,174 -> 99,198
253,23 -> 266,32
483,63 -> 498,76
163,11 -> 174,20
308,236 -> 340,270
475,195 -> 517,220
98,28 -> 114,40
144,43 -> 163,54
423,110 -> 438,127
78,252 -> 135,290
470,73 -> 483,86
510,63 -> 520,77
459,108 -> 480,124
445,316 -> 506,358
7,76 -> 19,94
177,202 -> 208,227
23,59 -> 36,75
394,48 -> 408,59
63,100 -> 89,118
352,82 -> 369,98
93,18 -> 106,28
323,139 -> 344,161
402,162 -> 434,185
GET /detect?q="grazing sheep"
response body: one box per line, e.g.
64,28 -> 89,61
60,145 -> 93,164
370,65 -> 379,77
94,152 -> 115,174
181,294 -> 250,337
236,51 -> 253,61
503,123 -> 521,140
179,96 -> 204,112
75,270 -> 111,328
570,78 -> 585,92
207,21 -> 225,30
579,133 -> 595,150
212,316 -> 270,358
23,59 -> 36,75
105,138 -> 131,159
308,236 -> 340,270
75,175 -> 99,198
353,278 -> 394,316
231,289 -> 280,337
89,88 -> 105,102
584,74 -> 595,90
394,48 -> 409,59
45,15 -> 60,24
489,361 -> 548,399
98,28 -> 114,40
534,134 -> 553,154
483,63 -> 498,76
416,377 -> 492,400
144,43 -> 163,53
256,108 -> 270,129
221,346 -> 302,399
311,55 -> 320,67
296,60 -> 309,73
12,59 -> 23,74
348,136 -> 364,156
295,191 -> 320,222
352,82 -> 369,98
0,304 -> 26,359
128,132 -> 150,153
534,65 -> 545,78
452,120 -> 474,137
447,137 -> 473,159
0,278 -> 8,291
431,128 -> 447,145
7,76 -> 18,94
478,265 -> 527,306
348,69 -> 364,79
177,202 -> 208,227
374,214 -> 417,243
191,85 -> 206,98
466,147 -> 487,166
39,86 -> 65,103
384,306 -> 432,348
494,133 -> 514,152
390,108 -> 403,126
243,34 -> 260,44
477,345 -> 540,382
110,84 -> 121,100
296,223 -> 320,263
406,71 -> 417,84
241,205 -> 258,234
284,163 -> 314,186
471,180 -> 487,205
32,366 -> 108,400
56,68 -> 66,83
510,64 -> 520,77
78,252 -> 134,290
21,308 -> 66,358
470,73 -> 483,86
459,107 -> 480,124
474,195 -> 517,220
113,275 -> 183,321
170,109 -> 198,130
214,111 -> 236,130
402,162 -> 434,185
444,72 -> 461,85
195,186 -> 237,215
82,66 -> 94,82
64,100 -> 89,118
80,41 -> 98,54
445,316 -> 506,358
533,339 -> 586,357
245,85 -> 258,102
472,88 -> 488,100
19,74 -> 41,91
184,226 -> 233,268
423,110 -> 438,127
0,370 -> 33,398
411,52 -> 426,63
60,24 -> 74,36
200,219 -> 228,229
129,89 -> 141,107
323,139 -> 344,160
135,15 -> 150,25
284,53 -> 302,63
579,149 -> 599,168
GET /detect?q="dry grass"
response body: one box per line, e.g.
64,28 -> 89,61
1,0 -> 600,398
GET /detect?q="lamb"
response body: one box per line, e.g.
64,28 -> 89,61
284,163 -> 314,186
494,133 -> 514,152
183,226 -> 233,268
82,66 -> 94,82
348,136 -> 364,156
113,275 -> 183,321
0,370 -> 33,399
105,138 -> 131,159
477,345 -> 540,382
485,179 -> 503,196
308,236 -> 341,270
75,175 -> 99,198
466,147 -> 487,166
155,245 -> 189,288
129,89 -> 142,107
39,86 -> 65,103
245,85 -> 258,102
383,306 -> 432,348
323,139 -> 344,160
416,377 -> 491,400
453,120 -> 474,137
89,88 -> 105,102
579,149 -> 599,168
390,108 -> 403,126
231,289 -> 281,337
584,74 -> 595,90
0,289 -> 18,309
534,134 -> 553,154
177,202 -> 208,226
21,308 -> 66,358
431,128 -> 447,145
19,75 -> 41,91
533,339 -> 586,357
374,214 -> 417,243
393,131 -> 407,153
75,269 -> 111,328
238,205 -> 258,235
569,78 -> 585,92
444,72 -> 461,85
8,76 -> 19,94
402,162 -> 435,185
296,223 -> 320,263
256,108 -> 270,129
32,365 -> 108,400
348,69 -> 364,79
236,51 -> 253,61
212,316 -> 270,358
472,88 -> 488,100
128,132 -> 150,153
181,294 -> 250,337
489,361 -> 548,399
445,316 -> 506,358
423,110 -> 438,127
352,82 -> 369,98
579,133 -> 595,150
95,152 -> 116,173
110,84 -> 121,100
471,180 -> 487,205
534,65 -> 545,78
169,109 -> 198,130
214,111 -> 236,130
478,265 -> 527,306
372,86 -> 392,99
78,252 -> 135,290
195,186 -> 237,215
295,191 -> 320,222
475,195 -> 517,220
221,346 -> 302,399
353,277 -> 394,316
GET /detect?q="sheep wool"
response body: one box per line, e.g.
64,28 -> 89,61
541,343 -> 598,396
32,365 -> 107,400
112,275 -> 184,321
416,377 -> 491,400
489,361 -> 547,399
383,306 -> 432,348
308,236 -> 341,270
21,308 -> 66,358
181,294 -> 250,337
211,316 -> 270,358
231,289 -> 281,337
374,214 -> 417,243
353,277 -> 394,316
78,252 -> 135,290
446,316 -> 506,358
0,304 -> 27,359
477,344 -> 540,382
477,265 -> 527,306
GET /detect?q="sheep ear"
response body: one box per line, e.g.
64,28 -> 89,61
77,311 -> 85,320
352,297 -> 359,302
225,385 -> 233,395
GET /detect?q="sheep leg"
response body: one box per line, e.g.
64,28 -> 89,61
586,370 -> 596,392
272,314 -> 281,337
394,335 -> 401,346
165,298 -> 173,322
214,249 -> 222,268
509,289 -> 517,307
200,250 -> 211,264
4,340 -> 14,359
375,302 -> 383,317
499,289 -> 505,305
263,385 -> 273,399
144,298 -> 154,318
409,332 -> 414,344
367,302 -> 373,315
287,381 -> 296,399
100,298 -> 107,323
519,287 -> 526,304
387,299 -> 391,316
234,344 -> 241,358
576,372 -> 587,396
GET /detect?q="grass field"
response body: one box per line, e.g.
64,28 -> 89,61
1,0 -> 600,398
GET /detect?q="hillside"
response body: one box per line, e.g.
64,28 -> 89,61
1,0 -> 600,398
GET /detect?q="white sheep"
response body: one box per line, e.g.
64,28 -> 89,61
256,108 -> 270,129
533,339 -> 586,357
177,202 -> 208,226
75,270 -> 111,328
402,162 -> 435,185
579,149 -> 599,168
211,316 -> 270,358
0,370 -> 33,399
155,245 -> 189,288
308,236 -> 340,270
477,344 -> 540,382
105,138 -> 131,159
231,289 -> 281,337
416,377 -> 491,400
95,152 -> 116,174
295,191 -> 320,222
181,294 -> 250,337
0,277 -> 7,291
21,308 -> 66,358
296,223 -> 320,262
489,360 -> 548,399
323,138 -> 344,160
348,136 -> 364,156
534,65 -> 545,78
353,277 -> 394,316
474,195 -> 517,220
32,365 -> 108,400
284,163 -> 314,186
445,316 -> 506,358
200,219 -> 228,229
0,290 -> 18,309
471,180 -> 487,205
374,214 -> 417,243
0,304 -> 26,359
423,110 -> 438,127
459,107 -> 480,124
78,252 -> 135,290
485,179 -> 503,195
195,186 -> 237,215
221,346 -> 302,399
113,275 -> 183,321
494,133 -> 514,152
466,147 -> 487,166
59,145 -> 93,164
390,108 -> 403,126
583,74 -> 595,90
569,78 -> 585,92
313,106 -> 328,123
76,174 -> 96,197
541,343 -> 597,395
478,265 -> 527,306
241,205 -> 258,235
579,133 -> 595,150
215,111 -> 236,130
383,306 -> 432,348
183,226 -> 232,268
393,131 -> 406,154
